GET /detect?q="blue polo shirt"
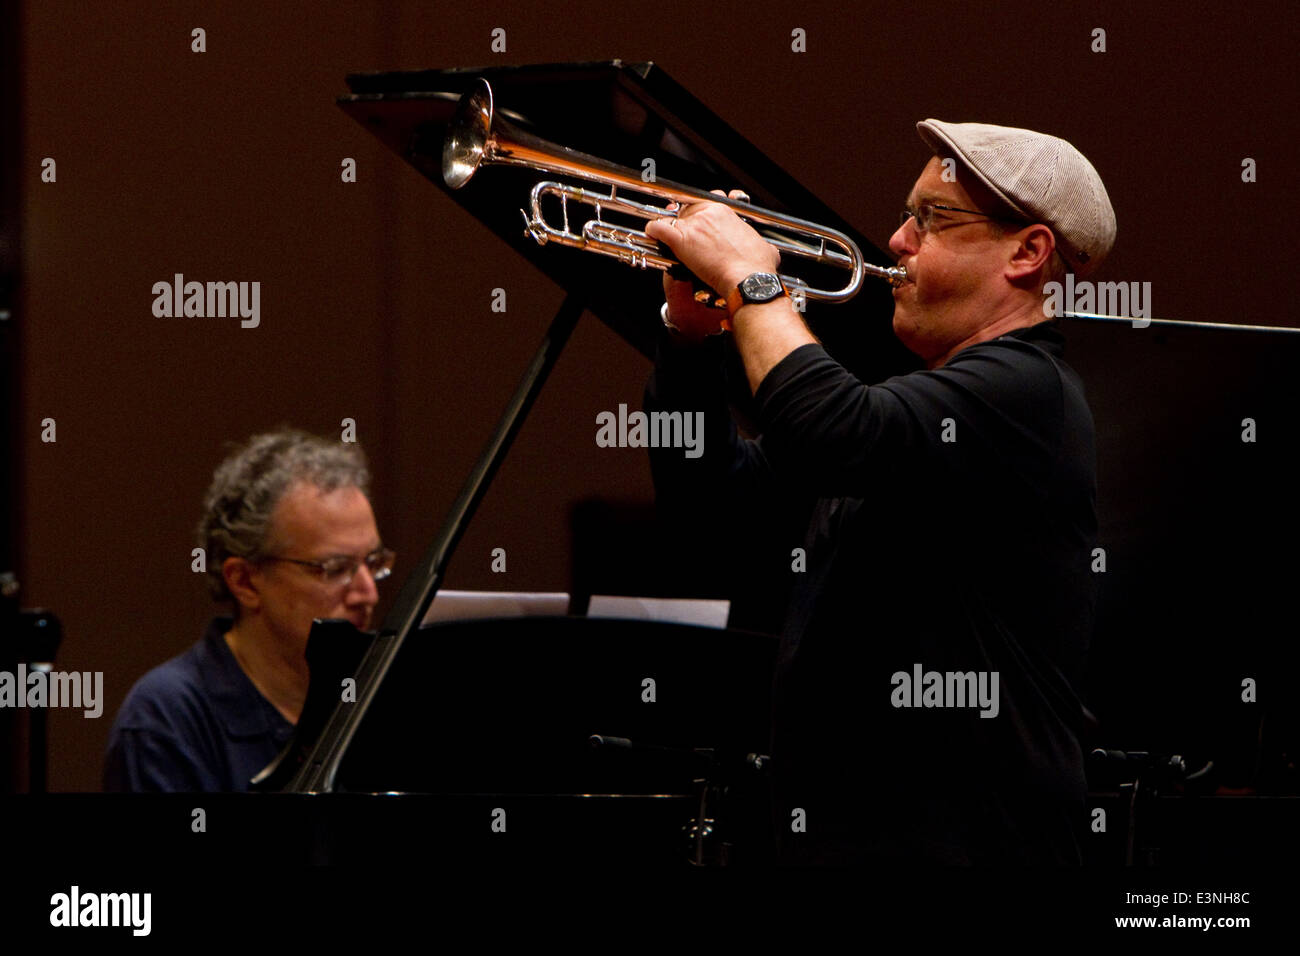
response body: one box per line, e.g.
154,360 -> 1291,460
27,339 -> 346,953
104,616 -> 295,792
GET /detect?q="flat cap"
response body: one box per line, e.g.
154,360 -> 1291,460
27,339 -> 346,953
917,119 -> 1116,276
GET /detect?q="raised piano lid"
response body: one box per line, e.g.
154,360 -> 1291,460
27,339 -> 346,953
336,60 -> 918,385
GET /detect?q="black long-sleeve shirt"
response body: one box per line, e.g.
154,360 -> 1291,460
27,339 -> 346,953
645,319 -> 1097,864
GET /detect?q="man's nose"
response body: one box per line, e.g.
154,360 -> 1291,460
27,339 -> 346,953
888,219 -> 916,258
346,564 -> 380,604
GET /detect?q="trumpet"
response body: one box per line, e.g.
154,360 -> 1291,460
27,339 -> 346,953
442,78 -> 909,302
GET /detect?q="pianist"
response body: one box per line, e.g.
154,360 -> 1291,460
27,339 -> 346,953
104,429 -> 392,792
644,120 -> 1115,863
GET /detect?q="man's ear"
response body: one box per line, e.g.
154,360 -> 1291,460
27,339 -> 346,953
223,556 -> 261,616
1005,224 -> 1056,282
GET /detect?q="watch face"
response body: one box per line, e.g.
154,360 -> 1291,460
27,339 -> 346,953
741,272 -> 782,301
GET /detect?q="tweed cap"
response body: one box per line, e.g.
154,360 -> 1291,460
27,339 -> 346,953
917,119 -> 1116,276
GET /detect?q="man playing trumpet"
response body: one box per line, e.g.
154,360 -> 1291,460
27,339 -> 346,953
644,120 -> 1115,864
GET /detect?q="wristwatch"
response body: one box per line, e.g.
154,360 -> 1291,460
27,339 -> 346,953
726,272 -> 786,316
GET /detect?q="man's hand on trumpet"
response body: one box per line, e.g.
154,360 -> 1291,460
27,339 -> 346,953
646,190 -> 779,343
646,190 -> 818,391
657,267 -> 728,344
646,190 -> 780,300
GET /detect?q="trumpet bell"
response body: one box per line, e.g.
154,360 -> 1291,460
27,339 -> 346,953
442,80 -> 494,190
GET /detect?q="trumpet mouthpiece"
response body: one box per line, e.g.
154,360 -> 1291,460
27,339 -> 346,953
864,262 -> 909,288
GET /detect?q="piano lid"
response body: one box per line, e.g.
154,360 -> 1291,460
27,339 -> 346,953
337,60 -> 917,378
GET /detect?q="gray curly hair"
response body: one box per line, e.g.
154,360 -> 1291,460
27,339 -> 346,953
197,428 -> 371,603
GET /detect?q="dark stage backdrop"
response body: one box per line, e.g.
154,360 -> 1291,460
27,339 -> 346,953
10,1 -> 1295,792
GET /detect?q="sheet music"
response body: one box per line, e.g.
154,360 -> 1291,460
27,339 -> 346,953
586,595 -> 730,629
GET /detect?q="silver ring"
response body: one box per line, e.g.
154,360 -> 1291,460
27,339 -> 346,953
660,301 -> 681,332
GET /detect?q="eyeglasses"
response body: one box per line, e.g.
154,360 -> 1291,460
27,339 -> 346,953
900,202 -> 1022,235
260,547 -> 396,588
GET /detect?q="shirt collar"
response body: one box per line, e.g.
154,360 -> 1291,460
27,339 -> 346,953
197,616 -> 295,741
1001,318 -> 1065,356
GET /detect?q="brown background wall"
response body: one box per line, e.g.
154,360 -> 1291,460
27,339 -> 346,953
13,0 -> 1293,790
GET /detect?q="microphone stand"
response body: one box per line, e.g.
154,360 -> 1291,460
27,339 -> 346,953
589,734 -> 770,866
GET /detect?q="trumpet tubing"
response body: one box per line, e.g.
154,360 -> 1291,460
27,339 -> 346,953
443,78 -> 909,299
